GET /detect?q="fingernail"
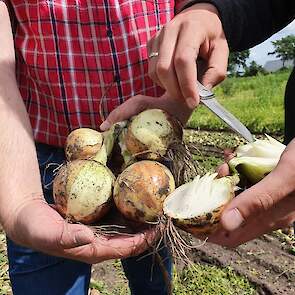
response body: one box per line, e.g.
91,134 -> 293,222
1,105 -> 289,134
74,230 -> 94,246
186,97 -> 198,109
100,120 -> 111,131
205,84 -> 213,90
222,208 -> 244,231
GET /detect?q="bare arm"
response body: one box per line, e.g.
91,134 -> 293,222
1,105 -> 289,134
0,1 -> 44,234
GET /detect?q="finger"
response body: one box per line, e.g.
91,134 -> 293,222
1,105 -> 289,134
224,148 -> 235,162
58,222 -> 95,249
100,95 -> 151,131
20,204 -> 95,251
200,41 -> 228,88
220,170 -> 289,232
216,163 -> 230,178
154,24 -> 182,99
209,196 -> 295,247
148,31 -> 164,88
63,226 -> 159,263
174,24 -> 200,109
103,226 -> 159,259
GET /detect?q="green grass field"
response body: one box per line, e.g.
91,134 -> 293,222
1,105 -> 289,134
188,69 -> 291,134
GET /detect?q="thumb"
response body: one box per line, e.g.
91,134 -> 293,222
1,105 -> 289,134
221,172 -> 285,231
58,222 -> 95,249
17,203 -> 95,251
100,95 -> 151,131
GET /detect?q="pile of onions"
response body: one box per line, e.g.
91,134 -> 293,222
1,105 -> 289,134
53,110 -> 285,237
53,126 -> 118,224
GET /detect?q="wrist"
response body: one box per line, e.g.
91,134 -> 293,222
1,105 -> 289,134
0,193 -> 45,237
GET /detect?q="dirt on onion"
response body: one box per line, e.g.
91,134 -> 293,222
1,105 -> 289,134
113,160 -> 175,223
124,109 -> 183,161
53,159 -> 114,224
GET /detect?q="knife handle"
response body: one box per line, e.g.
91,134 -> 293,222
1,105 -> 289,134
197,81 -> 214,100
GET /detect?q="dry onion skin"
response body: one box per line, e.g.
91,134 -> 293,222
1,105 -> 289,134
163,173 -> 239,235
229,135 -> 286,184
65,128 -> 107,164
113,160 -> 175,223
124,109 -> 182,160
53,159 -> 114,224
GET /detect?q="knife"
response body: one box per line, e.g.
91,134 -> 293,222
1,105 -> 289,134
197,81 -> 254,142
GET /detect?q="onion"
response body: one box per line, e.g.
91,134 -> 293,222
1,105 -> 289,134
65,128 -> 107,164
124,109 -> 182,160
163,173 -> 239,235
229,135 -> 286,184
53,159 -> 114,224
113,160 -> 175,223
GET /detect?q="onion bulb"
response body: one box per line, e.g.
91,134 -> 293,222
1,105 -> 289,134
113,160 -> 175,223
163,173 -> 239,235
53,159 -> 114,224
124,109 -> 182,160
65,128 -> 107,164
229,135 -> 285,184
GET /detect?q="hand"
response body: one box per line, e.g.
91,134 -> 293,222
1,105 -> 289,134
100,92 -> 192,131
208,140 -> 295,247
147,3 -> 229,109
6,199 -> 158,264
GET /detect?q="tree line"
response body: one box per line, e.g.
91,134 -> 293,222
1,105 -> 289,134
229,34 -> 295,77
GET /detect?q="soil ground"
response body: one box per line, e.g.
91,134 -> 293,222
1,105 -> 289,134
90,231 -> 295,295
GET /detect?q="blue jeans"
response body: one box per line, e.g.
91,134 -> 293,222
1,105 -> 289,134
7,143 -> 172,295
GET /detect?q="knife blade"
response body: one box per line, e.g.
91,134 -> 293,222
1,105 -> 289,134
197,81 -> 254,142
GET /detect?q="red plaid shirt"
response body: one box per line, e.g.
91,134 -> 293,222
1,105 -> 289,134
3,0 -> 190,147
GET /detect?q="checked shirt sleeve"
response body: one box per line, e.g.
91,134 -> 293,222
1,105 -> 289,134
175,0 -> 295,51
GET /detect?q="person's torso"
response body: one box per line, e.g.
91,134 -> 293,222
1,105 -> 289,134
9,0 -> 174,146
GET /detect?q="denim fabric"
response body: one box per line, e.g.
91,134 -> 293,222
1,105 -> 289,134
7,143 -> 172,294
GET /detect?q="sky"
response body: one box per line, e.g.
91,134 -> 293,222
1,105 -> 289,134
249,20 -> 295,66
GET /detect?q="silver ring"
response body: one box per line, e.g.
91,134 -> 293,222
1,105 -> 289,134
148,52 -> 159,59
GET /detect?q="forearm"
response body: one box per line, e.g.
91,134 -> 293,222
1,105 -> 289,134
0,2 -> 43,231
181,0 -> 295,51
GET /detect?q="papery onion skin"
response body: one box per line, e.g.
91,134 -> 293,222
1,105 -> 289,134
172,205 -> 226,235
113,160 -> 175,223
53,159 -> 114,224
65,128 -> 106,163
125,109 -> 183,160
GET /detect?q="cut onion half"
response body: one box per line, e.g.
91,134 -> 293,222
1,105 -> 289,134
229,135 -> 286,184
163,173 -> 239,235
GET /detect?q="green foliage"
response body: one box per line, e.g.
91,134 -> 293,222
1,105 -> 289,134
228,50 -> 250,75
244,61 -> 266,77
173,265 -> 256,295
188,70 -> 291,133
269,35 -> 295,65
0,233 -> 10,295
